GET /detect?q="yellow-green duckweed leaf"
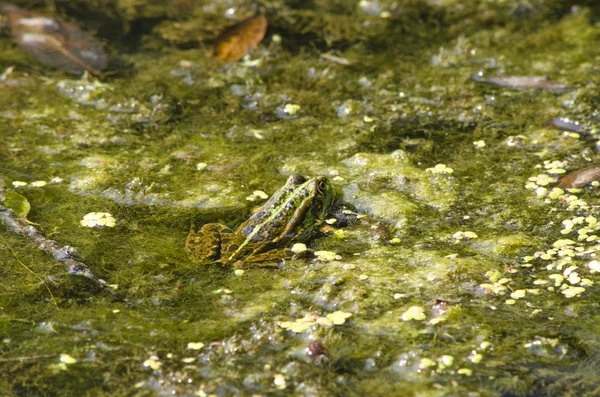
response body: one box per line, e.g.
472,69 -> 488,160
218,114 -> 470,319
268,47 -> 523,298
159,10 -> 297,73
562,286 -> 585,298
426,163 -> 454,174
273,373 -> 287,390
553,239 -> 576,248
59,354 -> 77,365
187,342 -> 204,350
11,181 -> 27,187
314,250 -> 341,261
326,311 -> 352,325
401,306 -> 426,321
457,368 -> 473,376
291,243 -> 307,253
469,353 -> 483,364
80,212 -> 116,228
142,357 -> 162,370
4,190 -> 31,219
419,358 -> 436,369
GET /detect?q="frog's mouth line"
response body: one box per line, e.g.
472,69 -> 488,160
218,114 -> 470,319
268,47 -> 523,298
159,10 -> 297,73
227,178 -> 315,261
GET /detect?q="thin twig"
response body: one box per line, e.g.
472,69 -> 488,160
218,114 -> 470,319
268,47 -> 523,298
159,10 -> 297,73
0,354 -> 58,362
0,206 -> 130,306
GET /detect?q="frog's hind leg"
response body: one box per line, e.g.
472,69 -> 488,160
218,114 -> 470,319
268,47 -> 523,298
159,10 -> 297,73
185,223 -> 231,263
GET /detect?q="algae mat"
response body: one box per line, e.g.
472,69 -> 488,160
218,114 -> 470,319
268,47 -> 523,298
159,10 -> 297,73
2,0 -> 600,395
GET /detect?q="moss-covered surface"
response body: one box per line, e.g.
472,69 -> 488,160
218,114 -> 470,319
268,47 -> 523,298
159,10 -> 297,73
4,0 -> 600,395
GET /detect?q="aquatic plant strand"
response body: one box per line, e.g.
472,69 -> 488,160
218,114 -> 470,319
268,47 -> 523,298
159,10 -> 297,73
0,205 -> 129,305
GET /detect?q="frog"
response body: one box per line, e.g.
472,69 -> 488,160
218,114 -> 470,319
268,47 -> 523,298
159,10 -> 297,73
185,174 -> 334,269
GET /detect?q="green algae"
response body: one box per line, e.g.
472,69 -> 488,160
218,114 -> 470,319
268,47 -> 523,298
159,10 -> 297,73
3,0 -> 600,396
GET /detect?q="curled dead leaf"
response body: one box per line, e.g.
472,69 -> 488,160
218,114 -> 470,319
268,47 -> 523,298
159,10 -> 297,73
213,11 -> 267,63
1,2 -> 107,75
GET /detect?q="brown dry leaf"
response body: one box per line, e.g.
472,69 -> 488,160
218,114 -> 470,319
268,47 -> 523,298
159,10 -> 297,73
0,2 -> 107,75
213,11 -> 267,63
556,165 -> 600,189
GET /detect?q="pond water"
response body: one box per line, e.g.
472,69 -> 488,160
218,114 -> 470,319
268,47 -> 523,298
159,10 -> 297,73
2,0 -> 600,395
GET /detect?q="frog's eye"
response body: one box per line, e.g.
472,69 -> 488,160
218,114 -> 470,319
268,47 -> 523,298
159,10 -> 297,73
316,179 -> 328,195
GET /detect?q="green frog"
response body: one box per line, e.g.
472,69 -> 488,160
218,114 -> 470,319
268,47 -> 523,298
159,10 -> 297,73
186,174 -> 334,269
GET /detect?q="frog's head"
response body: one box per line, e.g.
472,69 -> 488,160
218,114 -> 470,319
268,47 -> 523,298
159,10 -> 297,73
306,176 -> 334,222
286,175 -> 334,242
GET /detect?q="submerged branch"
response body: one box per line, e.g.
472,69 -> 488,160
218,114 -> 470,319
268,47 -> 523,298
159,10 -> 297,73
0,206 -> 130,305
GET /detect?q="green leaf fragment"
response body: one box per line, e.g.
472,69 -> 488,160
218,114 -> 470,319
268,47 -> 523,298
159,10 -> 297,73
4,190 -> 31,219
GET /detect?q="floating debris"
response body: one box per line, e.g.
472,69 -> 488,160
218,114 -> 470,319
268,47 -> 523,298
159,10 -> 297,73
1,2 -> 108,75
213,11 -> 267,62
550,117 -> 585,133
472,72 -> 569,91
555,165 -> 600,189
306,340 -> 326,359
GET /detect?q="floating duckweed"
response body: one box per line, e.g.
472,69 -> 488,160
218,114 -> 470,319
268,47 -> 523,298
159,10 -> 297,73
327,311 -> 353,325
291,243 -> 307,253
314,250 -> 341,261
142,357 -> 162,370
480,342 -> 492,350
187,342 -> 204,350
273,374 -> 287,390
485,270 -> 503,283
12,181 -> 27,187
479,283 -> 508,295
31,181 -> 47,187
453,231 -> 478,241
581,278 -> 594,286
548,188 -> 564,200
419,358 -> 436,369
212,288 -> 232,294
333,229 -> 346,239
358,274 -> 369,280
59,354 -> 77,365
505,299 -> 516,305
549,274 -> 564,286
528,174 -> 555,187
457,368 -> 473,376
181,357 -> 195,363
473,140 -> 486,148
426,163 -> 454,174
469,353 -> 483,364
440,355 -> 454,367
246,190 -> 268,201
390,237 -> 401,244
325,218 -> 337,225
279,316 -> 315,333
562,286 -> 586,298
284,104 -> 300,115
588,260 -> 600,273
510,290 -> 526,299
553,239 -> 575,248
401,306 -> 426,321
80,212 -> 116,228
195,162 -> 208,171
234,269 -> 244,276
567,272 -> 581,284
535,187 -> 548,197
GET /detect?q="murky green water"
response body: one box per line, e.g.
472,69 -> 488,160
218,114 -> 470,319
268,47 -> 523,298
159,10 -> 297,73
3,0 -> 600,395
